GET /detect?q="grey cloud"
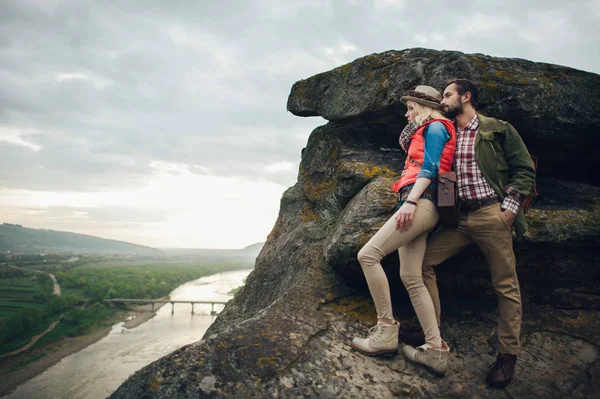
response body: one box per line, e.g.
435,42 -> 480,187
1,205 -> 173,238
1,0 -> 599,193
52,206 -> 172,225
0,140 -> 150,192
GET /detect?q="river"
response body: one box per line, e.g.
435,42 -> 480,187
4,269 -> 252,399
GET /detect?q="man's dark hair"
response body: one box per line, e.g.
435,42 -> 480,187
446,78 -> 479,109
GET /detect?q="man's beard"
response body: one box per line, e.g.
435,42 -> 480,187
443,100 -> 463,119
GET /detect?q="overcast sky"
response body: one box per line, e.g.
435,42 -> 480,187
1,0 -> 598,249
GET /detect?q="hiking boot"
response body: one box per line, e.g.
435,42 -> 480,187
486,353 -> 517,388
351,321 -> 399,356
402,341 -> 449,376
398,325 -> 425,346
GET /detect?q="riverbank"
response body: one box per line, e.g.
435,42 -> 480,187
0,298 -> 169,398
122,296 -> 169,329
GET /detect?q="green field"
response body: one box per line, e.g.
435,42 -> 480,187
0,259 -> 253,357
0,268 -> 56,354
33,304 -> 121,348
0,275 -> 52,323
57,260 -> 253,300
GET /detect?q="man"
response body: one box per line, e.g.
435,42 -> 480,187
400,79 -> 535,388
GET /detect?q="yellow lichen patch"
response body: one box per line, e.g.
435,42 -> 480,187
147,376 -> 164,392
527,205 -> 600,226
299,163 -> 309,181
552,311 -> 598,329
256,356 -> 276,369
304,179 -> 336,202
525,202 -> 600,240
362,165 -> 395,180
483,67 -> 566,90
334,63 -> 352,79
494,69 -> 512,80
469,56 -> 557,89
358,232 -> 375,246
492,68 -> 539,86
260,330 -> 272,338
300,208 -> 320,223
378,72 -> 390,89
389,52 -> 406,64
325,296 -> 377,324
339,161 -> 396,181
293,80 -> 309,99
466,54 -> 489,71
328,144 -> 341,161
267,219 -> 283,241
482,80 -> 498,90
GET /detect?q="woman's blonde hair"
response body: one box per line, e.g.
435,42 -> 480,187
406,100 -> 448,125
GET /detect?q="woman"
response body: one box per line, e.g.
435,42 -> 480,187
351,85 -> 456,376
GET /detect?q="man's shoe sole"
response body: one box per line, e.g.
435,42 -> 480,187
402,351 -> 446,377
486,376 -> 512,388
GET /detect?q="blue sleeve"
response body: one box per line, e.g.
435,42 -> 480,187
417,122 -> 450,179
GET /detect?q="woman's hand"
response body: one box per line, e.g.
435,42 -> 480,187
395,201 -> 417,231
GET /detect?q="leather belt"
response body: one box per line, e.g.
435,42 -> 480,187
396,186 -> 437,202
459,197 -> 499,212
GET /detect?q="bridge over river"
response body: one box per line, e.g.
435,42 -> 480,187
102,299 -> 229,315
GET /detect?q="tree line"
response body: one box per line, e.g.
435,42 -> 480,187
0,261 -> 252,351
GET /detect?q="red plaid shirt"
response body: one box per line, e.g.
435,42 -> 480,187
455,114 -> 523,214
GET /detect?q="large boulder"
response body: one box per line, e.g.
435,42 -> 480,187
288,48 -> 600,185
112,49 -> 600,398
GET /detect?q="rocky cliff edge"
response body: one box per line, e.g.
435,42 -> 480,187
111,48 -> 600,399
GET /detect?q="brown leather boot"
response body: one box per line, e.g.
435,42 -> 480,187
486,353 -> 517,388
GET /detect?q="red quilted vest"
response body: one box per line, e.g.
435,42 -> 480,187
392,119 -> 456,192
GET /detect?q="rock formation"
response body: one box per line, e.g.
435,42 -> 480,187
111,48 -> 600,398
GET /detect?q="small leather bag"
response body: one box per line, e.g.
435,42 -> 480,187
437,172 -> 459,228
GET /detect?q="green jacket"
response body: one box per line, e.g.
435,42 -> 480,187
475,114 -> 536,237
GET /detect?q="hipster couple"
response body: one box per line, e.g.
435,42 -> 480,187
351,79 -> 536,388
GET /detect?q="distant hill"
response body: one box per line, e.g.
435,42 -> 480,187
160,242 -> 264,261
0,223 -> 160,255
238,242 -> 265,257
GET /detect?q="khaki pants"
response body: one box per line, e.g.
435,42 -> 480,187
358,199 -> 442,347
422,202 -> 522,355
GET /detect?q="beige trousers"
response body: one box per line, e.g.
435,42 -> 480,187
357,199 -> 442,347
422,202 -> 522,355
